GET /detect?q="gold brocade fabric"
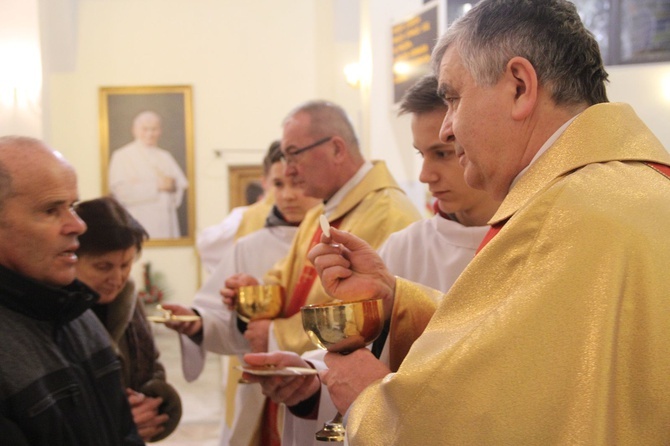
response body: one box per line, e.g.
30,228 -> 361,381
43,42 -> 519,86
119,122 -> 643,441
234,192 -> 275,240
265,161 -> 421,354
388,279 -> 440,371
348,103 -> 670,445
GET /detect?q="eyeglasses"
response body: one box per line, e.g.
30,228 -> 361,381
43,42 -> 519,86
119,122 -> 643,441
280,136 -> 332,165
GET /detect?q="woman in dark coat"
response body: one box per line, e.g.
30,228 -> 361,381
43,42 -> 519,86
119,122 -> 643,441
75,196 -> 182,442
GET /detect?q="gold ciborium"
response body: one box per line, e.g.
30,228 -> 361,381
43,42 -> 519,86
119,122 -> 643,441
236,284 -> 284,323
236,284 -> 284,384
300,298 -> 385,442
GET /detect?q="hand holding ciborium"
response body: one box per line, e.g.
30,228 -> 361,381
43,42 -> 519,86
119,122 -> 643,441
235,284 -> 284,382
300,297 -> 385,442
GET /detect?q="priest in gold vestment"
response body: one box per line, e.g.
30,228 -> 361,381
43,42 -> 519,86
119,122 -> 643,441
308,1 -> 670,445
221,100 -> 421,358
219,100 -> 420,445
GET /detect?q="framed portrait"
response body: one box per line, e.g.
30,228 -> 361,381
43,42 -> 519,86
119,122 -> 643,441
99,85 -> 195,247
228,165 -> 265,209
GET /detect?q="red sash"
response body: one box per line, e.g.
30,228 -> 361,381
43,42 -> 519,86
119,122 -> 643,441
260,399 -> 281,446
647,161 -> 670,178
261,217 -> 344,445
475,220 -> 506,255
283,217 -> 343,317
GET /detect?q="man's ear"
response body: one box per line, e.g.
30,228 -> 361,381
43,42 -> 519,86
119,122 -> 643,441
506,56 -> 538,121
330,136 -> 347,162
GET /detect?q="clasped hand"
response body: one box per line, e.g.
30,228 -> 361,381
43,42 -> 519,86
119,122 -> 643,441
157,174 -> 176,192
126,388 -> 169,441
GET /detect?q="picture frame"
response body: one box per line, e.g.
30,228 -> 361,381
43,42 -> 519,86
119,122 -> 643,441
99,85 -> 195,247
228,164 -> 265,209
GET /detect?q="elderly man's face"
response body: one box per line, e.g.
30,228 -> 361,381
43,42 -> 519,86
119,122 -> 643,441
0,155 -> 87,287
281,112 -> 337,200
437,47 -> 521,200
133,115 -> 162,147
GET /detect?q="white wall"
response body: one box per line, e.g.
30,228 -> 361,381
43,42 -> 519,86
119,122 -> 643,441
9,0 -> 670,305
607,63 -> 670,146
360,0 -> 428,211
43,0 -> 359,304
0,0 -> 43,137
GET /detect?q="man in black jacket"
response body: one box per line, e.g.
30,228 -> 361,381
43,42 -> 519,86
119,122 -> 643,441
0,135 -> 143,445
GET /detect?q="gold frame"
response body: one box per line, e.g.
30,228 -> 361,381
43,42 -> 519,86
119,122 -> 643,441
99,85 -> 195,247
229,165 -> 264,209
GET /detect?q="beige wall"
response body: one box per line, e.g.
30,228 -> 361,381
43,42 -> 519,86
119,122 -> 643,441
7,0 -> 670,305
43,0 -> 360,303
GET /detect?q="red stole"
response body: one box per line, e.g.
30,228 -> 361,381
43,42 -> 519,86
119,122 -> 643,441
260,399 -> 281,446
475,220 -> 506,254
647,161 -> 670,178
261,217 -> 343,446
283,217 -> 343,317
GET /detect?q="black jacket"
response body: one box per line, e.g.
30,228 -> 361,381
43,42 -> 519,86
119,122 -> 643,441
0,265 -> 144,445
93,281 -> 182,441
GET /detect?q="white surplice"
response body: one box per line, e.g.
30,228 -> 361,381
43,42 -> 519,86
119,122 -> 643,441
179,224 -> 299,446
379,214 -> 489,292
196,206 -> 248,274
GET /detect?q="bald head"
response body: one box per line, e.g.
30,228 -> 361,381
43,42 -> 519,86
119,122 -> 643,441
0,136 -> 73,210
0,135 -> 86,287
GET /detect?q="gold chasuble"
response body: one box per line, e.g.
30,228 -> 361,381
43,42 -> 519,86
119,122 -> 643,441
348,103 -> 670,445
264,161 -> 421,354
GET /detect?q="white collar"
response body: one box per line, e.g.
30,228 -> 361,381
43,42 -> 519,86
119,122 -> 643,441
323,161 -> 374,217
510,115 -> 578,190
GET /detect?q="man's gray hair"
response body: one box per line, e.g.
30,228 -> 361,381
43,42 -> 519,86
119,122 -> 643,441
432,0 -> 608,106
283,100 -> 360,149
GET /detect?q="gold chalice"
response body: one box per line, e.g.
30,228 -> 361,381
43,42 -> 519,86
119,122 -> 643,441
236,284 -> 284,383
236,284 -> 284,322
301,298 -> 385,442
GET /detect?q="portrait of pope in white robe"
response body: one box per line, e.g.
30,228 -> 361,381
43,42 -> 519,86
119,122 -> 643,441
108,110 -> 189,239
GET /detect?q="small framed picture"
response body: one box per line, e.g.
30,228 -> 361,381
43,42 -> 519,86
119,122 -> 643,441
99,85 -> 195,246
229,165 -> 265,209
